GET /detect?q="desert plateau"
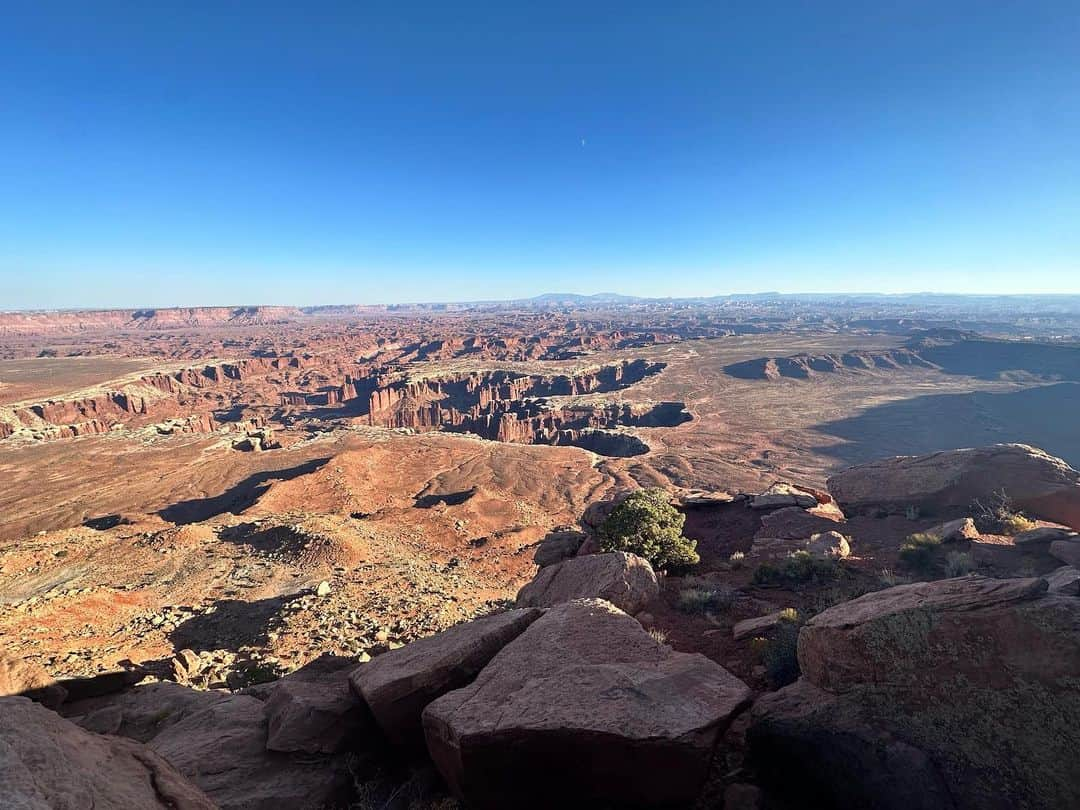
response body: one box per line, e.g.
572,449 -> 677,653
3,296 -> 1080,809
5,4 -> 1080,808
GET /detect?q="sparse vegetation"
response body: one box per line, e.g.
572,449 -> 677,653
905,504 -> 921,521
879,568 -> 910,587
971,489 -> 1037,536
761,609 -> 802,688
647,627 -> 668,645
676,584 -> 737,614
944,551 -> 975,577
899,532 -> 942,573
728,550 -> 746,569
752,550 -> 841,588
598,488 -> 699,570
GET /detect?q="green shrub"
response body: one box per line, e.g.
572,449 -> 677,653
944,550 -> 975,577
752,550 -> 841,588
899,532 -> 942,573
676,584 -> 737,614
598,488 -> 699,570
762,610 -> 802,688
905,505 -> 921,521
971,489 -> 1037,535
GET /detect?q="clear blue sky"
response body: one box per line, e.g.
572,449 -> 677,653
2,2 -> 1078,308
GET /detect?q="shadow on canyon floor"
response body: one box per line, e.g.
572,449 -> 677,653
168,594 -> 298,654
814,382 -> 1080,467
158,458 -> 331,524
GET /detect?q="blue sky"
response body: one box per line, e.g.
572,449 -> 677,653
2,2 -> 1078,308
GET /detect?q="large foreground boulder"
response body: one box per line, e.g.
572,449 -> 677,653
0,696 -> 215,809
515,551 -> 659,614
751,575 -> 1080,810
423,599 -> 752,809
827,444 -> 1080,529
149,694 -> 353,810
351,607 -> 541,747
749,681 -> 954,810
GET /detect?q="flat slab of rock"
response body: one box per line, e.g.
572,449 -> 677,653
827,443 -> 1080,529
515,551 -> 658,614
1014,526 -> 1078,546
65,681 -> 229,742
150,694 -> 353,810
749,531 -> 850,561
755,506 -> 843,540
923,517 -> 979,542
1,696 -> 215,809
423,599 -> 752,809
351,608 -> 541,747
749,483 -> 818,510
799,575 -> 1052,692
265,668 -> 368,753
1046,565 -> 1080,595
1050,538 -> 1080,567
733,610 -> 791,641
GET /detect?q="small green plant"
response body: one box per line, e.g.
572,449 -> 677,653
905,505 -> 921,521
944,550 -> 974,577
899,532 -> 942,573
729,550 -> 746,569
598,488 -> 699,571
752,551 -> 841,588
762,610 -> 802,688
676,584 -> 737,614
971,489 -> 1036,536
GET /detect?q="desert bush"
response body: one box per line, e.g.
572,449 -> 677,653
729,550 -> 746,569
676,584 -> 737,614
971,489 -> 1037,535
944,550 -> 975,577
647,627 -> 668,645
598,488 -> 699,570
762,610 -> 802,688
905,505 -> 921,521
899,532 -> 942,573
879,567 -> 910,587
752,550 -> 841,588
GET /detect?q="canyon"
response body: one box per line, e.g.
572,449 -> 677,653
3,298 -> 1080,809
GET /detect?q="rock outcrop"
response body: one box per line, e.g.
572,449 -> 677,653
0,696 -> 215,809
351,608 -> 542,747
827,444 -> 1080,529
751,575 -> 1080,810
149,694 -> 353,810
532,527 -> 587,567
515,551 -> 659,614
0,653 -> 66,708
265,668 -> 368,754
423,599 -> 752,809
